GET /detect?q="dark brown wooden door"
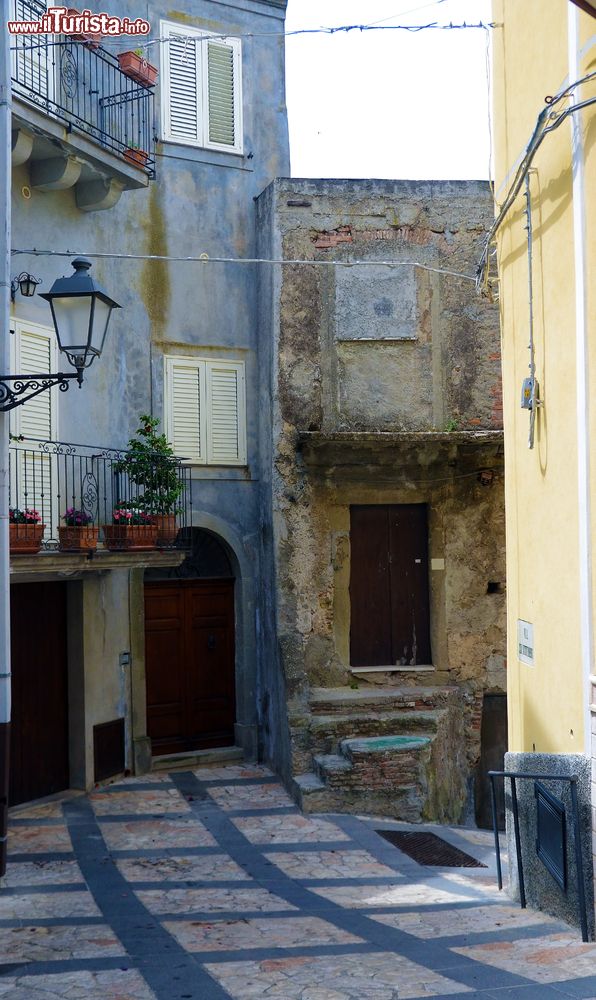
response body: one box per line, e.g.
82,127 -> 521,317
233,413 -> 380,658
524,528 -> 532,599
145,579 -> 236,755
9,582 -> 69,805
350,505 -> 431,667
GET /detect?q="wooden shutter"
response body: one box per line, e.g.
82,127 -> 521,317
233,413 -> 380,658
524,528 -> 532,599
206,361 -> 246,465
165,357 -> 206,463
162,24 -> 202,145
10,321 -> 58,534
12,323 -> 56,441
205,38 -> 242,152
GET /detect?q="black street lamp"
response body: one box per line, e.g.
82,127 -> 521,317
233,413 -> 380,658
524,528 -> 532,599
0,257 -> 120,411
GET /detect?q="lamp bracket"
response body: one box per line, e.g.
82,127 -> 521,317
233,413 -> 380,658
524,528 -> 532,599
0,372 -> 82,411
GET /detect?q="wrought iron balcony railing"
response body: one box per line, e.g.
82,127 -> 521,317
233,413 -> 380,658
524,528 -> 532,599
11,0 -> 156,177
9,436 -> 193,551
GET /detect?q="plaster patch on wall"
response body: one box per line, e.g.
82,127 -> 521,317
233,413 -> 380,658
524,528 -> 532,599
335,265 -> 418,341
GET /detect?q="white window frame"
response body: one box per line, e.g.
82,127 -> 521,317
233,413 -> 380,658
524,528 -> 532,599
160,19 -> 243,154
164,355 -> 247,467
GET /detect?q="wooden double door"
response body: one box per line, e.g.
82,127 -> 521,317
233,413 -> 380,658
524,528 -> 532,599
9,582 -> 70,806
145,579 -> 236,756
349,504 -> 432,667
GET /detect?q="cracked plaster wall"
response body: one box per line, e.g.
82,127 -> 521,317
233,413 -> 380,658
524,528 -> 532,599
257,178 -> 506,770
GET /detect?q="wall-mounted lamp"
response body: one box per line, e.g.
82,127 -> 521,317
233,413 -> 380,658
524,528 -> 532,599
0,257 -> 120,411
10,271 -> 42,302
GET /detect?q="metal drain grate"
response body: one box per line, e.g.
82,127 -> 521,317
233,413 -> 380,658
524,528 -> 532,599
377,830 -> 487,868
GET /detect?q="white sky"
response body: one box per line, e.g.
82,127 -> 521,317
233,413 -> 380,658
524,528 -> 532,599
284,0 -> 492,180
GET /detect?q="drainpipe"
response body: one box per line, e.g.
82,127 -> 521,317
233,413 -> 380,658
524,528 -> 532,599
568,6 -> 593,759
0,0 -> 12,877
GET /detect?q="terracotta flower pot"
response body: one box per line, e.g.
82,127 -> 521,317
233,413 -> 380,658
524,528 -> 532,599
117,51 -> 158,87
9,523 -> 45,554
102,524 -> 158,551
151,514 -> 178,547
65,8 -> 102,47
58,525 -> 99,553
123,147 -> 149,168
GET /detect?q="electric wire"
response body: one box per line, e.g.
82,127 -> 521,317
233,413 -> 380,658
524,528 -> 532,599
8,19 -> 497,55
10,248 -> 477,283
476,70 -> 596,299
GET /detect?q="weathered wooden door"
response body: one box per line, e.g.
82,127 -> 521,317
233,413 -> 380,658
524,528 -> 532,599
350,504 -> 431,667
145,579 -> 236,755
9,582 -> 69,805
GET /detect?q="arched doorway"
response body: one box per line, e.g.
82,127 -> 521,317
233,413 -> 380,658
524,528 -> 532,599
144,530 -> 236,756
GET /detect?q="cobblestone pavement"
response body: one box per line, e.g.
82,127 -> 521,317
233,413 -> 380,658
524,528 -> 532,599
2,764 -> 596,999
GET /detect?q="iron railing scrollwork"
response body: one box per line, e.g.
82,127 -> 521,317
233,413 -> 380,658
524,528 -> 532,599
9,436 -> 192,550
11,0 -> 156,177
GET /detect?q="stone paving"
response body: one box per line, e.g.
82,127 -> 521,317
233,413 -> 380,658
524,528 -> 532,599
2,764 -> 596,999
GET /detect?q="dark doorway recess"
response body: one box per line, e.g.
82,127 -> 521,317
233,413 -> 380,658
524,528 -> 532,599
9,582 -> 69,805
475,693 -> 508,830
349,504 -> 431,667
377,830 -> 487,868
145,579 -> 236,756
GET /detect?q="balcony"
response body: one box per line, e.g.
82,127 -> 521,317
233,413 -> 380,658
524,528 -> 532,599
9,436 -> 193,573
11,0 -> 156,211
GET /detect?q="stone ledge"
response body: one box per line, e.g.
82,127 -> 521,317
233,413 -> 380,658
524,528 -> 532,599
10,548 -> 187,578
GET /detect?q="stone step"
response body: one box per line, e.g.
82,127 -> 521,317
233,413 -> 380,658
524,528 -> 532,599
152,745 -> 244,772
308,685 -> 460,717
341,733 -> 433,761
308,709 -> 443,754
313,734 -> 434,791
313,753 -> 353,787
292,769 -> 423,820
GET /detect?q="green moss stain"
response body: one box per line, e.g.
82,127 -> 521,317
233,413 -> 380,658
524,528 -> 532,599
139,183 -> 170,340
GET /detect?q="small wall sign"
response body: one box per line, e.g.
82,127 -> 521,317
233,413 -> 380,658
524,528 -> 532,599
518,619 -> 534,665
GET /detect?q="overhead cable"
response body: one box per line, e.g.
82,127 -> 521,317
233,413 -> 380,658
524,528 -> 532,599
10,249 -> 477,283
476,70 -> 596,299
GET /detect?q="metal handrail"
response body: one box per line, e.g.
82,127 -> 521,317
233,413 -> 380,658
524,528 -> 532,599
488,770 -> 589,942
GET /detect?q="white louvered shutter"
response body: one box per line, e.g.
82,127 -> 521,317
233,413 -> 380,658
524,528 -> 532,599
162,26 -> 202,144
206,361 -> 246,465
165,357 -> 206,463
205,38 -> 241,152
18,326 -> 54,440
10,322 -> 58,535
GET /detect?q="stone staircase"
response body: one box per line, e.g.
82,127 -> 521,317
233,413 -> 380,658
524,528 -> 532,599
290,685 -> 467,823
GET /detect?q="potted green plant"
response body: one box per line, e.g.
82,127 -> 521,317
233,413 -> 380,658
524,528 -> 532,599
59,508 -> 99,553
117,48 -> 158,87
102,505 -> 158,551
9,507 -> 45,554
114,415 -> 184,547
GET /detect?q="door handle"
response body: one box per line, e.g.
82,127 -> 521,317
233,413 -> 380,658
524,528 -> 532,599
207,634 -> 216,650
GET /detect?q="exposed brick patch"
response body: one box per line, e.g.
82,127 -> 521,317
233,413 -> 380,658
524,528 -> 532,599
490,379 -> 503,428
311,226 -> 353,249
357,229 -> 395,242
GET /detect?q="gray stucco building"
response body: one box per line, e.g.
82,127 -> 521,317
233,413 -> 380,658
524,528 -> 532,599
8,0 -> 290,803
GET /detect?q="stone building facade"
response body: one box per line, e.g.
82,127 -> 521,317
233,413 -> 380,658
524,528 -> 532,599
257,178 -> 506,823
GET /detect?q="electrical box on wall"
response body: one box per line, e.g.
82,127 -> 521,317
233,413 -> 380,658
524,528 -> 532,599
521,377 -> 536,409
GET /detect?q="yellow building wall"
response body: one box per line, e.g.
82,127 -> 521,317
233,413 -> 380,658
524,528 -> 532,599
493,0 -> 596,753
